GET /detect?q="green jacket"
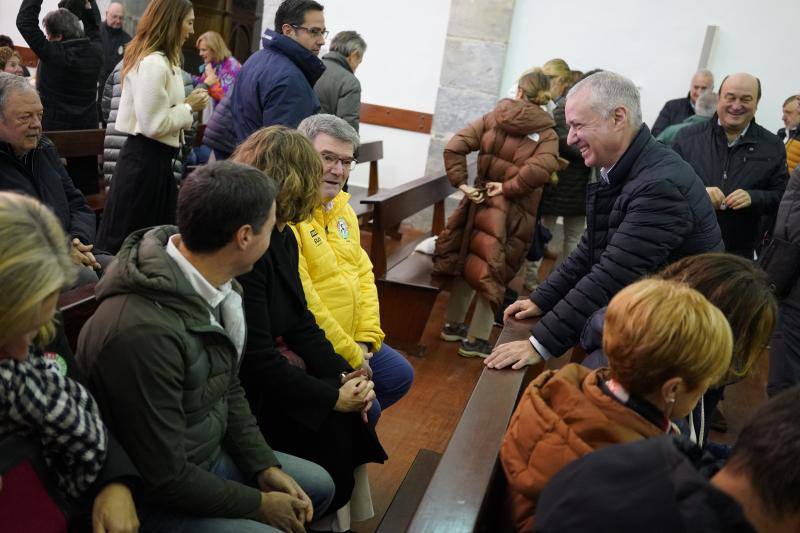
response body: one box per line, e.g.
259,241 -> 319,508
77,226 -> 278,519
656,114 -> 708,146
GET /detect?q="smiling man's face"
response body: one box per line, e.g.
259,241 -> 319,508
0,88 -> 43,156
718,73 -> 759,134
312,133 -> 355,202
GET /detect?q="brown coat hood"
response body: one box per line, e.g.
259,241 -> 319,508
500,364 -> 664,531
494,98 -> 555,136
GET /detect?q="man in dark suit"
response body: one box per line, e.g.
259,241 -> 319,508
652,69 -> 714,136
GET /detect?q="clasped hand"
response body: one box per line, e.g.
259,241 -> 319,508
337,369 -> 376,423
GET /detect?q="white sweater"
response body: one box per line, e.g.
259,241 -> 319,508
116,52 -> 193,148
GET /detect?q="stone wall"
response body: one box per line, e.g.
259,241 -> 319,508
425,0 -> 515,178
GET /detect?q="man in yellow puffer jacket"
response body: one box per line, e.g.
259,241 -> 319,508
293,114 -> 413,424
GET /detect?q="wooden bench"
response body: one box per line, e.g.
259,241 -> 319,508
57,283 -> 99,352
45,129 -> 107,217
376,318 -> 539,532
361,163 -> 479,355
360,173 -> 456,355
356,140 -> 383,196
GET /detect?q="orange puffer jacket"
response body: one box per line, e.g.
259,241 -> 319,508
433,98 -> 560,310
499,364 -> 664,532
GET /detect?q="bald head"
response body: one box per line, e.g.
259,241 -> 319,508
689,70 -> 714,104
718,73 -> 760,136
105,2 -> 124,29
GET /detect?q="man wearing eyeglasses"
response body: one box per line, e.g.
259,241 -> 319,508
231,0 -> 327,145
291,114 -> 414,426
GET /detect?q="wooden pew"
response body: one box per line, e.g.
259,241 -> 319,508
376,317 -> 538,532
361,173 -> 456,355
410,318 -> 539,531
45,129 -> 107,216
57,283 -> 98,353
362,162 -> 480,354
356,140 -> 383,196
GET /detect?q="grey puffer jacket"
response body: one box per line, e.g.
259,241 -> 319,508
102,62 -> 197,184
772,166 -> 800,302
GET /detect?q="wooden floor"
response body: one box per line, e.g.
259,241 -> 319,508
352,224 -> 771,532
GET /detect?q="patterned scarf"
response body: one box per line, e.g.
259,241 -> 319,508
0,353 -> 108,499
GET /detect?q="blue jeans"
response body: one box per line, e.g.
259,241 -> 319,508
139,451 -> 335,533
366,343 -> 414,426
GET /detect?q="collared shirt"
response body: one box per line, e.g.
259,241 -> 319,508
718,119 -> 750,148
165,235 -> 246,358
599,163 -> 615,184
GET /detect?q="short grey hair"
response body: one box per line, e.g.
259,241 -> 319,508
695,91 -> 718,117
43,8 -> 84,40
330,31 -> 367,58
567,71 -> 643,129
298,114 -> 360,151
695,68 -> 715,87
0,72 -> 37,117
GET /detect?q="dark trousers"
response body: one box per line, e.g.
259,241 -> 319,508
96,135 -> 178,254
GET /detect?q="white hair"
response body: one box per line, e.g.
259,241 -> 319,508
694,69 -> 715,88
695,91 -> 718,117
567,71 -> 643,129
0,72 -> 37,117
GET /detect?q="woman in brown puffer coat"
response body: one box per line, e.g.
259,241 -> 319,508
433,70 -> 561,358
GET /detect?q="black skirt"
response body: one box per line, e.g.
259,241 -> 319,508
97,135 -> 179,254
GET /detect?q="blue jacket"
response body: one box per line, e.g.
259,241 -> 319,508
531,125 -> 723,356
232,30 -> 325,144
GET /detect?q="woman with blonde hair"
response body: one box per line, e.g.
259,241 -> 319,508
434,69 -> 561,358
97,0 -> 209,254
536,61 -> 592,277
500,278 -> 733,531
232,126 -> 387,518
0,46 -> 24,76
194,30 -> 241,105
0,191 -> 140,532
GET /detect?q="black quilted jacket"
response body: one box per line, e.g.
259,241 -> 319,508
530,125 -> 723,356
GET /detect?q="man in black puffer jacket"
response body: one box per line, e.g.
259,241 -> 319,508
767,165 -> 800,396
486,71 -> 722,369
673,73 -> 787,259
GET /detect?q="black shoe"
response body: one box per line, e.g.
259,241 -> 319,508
458,338 -> 492,358
440,322 -> 468,342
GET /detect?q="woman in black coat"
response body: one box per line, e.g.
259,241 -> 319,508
232,126 -> 386,515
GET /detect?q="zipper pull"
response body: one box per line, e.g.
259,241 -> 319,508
723,171 -> 727,181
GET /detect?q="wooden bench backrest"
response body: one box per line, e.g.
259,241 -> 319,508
356,140 -> 383,195
361,174 -> 455,277
409,317 -> 540,532
57,283 -> 98,352
45,129 -> 106,158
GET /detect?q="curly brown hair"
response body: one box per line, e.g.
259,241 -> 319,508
231,126 -> 322,224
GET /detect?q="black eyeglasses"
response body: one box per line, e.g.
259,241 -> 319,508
321,153 -> 357,170
291,25 -> 329,38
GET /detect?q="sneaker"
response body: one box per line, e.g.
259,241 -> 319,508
458,338 -> 493,358
440,322 -> 468,342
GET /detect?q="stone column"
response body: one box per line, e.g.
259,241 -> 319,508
425,0 -> 516,178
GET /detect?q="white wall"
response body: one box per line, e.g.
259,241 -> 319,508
502,0 -> 800,135
0,1 -> 111,45
261,0 -> 451,189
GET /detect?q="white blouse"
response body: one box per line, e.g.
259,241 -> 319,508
115,52 -> 193,148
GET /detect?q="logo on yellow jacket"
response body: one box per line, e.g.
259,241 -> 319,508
337,217 -> 350,240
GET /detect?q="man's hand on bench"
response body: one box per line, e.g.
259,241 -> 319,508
502,298 -> 542,323
485,340 -> 542,370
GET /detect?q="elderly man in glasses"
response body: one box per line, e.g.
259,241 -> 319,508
229,0 -> 328,145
